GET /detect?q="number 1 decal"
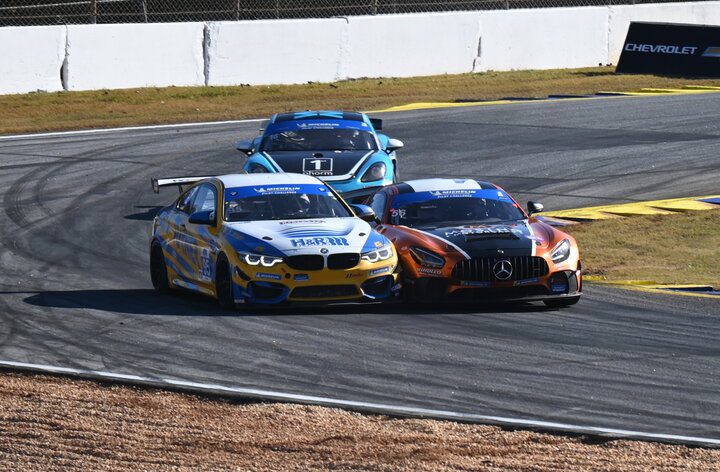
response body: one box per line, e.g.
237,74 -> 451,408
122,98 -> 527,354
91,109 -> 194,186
302,158 -> 333,176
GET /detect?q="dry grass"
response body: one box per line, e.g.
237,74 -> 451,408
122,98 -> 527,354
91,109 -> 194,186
5,67 -> 720,134
0,372 -> 717,471
565,209 -> 720,287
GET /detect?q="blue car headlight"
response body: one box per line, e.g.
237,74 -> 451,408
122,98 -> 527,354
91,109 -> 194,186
550,239 -> 571,263
240,252 -> 283,267
248,163 -> 269,173
360,162 -> 386,182
361,244 -> 393,263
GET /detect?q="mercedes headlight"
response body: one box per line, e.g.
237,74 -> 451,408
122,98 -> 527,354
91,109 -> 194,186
360,162 -> 386,182
361,244 -> 393,263
409,247 -> 445,268
240,252 -> 283,267
248,163 -> 269,173
550,239 -> 571,263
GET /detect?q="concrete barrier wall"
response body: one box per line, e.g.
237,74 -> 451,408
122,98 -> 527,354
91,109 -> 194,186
345,13 -> 481,78
608,2 -> 720,63
476,7 -> 609,71
0,26 -> 65,95
65,23 -> 205,91
206,19 -> 347,86
2,2 -> 720,95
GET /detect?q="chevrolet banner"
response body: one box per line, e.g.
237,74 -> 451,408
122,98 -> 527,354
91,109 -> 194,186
617,22 -> 720,77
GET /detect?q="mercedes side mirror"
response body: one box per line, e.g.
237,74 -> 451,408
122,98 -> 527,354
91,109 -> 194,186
386,138 -> 404,153
527,201 -> 544,215
235,140 -> 254,155
350,204 -> 377,223
189,210 -> 215,225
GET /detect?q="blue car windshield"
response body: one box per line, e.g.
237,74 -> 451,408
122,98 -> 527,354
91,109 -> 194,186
223,184 -> 351,222
260,128 -> 377,152
389,190 -> 525,228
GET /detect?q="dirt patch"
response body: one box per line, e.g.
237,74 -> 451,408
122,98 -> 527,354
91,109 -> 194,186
0,372 -> 717,471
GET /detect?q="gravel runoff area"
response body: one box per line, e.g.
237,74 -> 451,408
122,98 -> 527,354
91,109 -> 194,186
0,373 -> 717,471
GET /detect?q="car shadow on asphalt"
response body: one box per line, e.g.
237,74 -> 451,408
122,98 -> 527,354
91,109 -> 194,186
18,288 -> 558,317
124,206 -> 163,221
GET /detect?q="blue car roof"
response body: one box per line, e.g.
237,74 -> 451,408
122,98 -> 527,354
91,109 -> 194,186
264,111 -> 374,135
272,111 -> 365,123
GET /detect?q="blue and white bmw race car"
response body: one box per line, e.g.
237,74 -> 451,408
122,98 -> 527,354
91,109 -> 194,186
236,111 -> 404,202
150,173 -> 400,308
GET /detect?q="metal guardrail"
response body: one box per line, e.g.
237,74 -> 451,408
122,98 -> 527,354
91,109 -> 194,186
0,0 -> 700,27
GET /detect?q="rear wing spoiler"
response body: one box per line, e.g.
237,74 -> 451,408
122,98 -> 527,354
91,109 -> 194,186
151,176 -> 213,193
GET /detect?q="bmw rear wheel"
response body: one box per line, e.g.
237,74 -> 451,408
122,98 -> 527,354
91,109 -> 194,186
150,242 -> 171,293
215,253 -> 236,310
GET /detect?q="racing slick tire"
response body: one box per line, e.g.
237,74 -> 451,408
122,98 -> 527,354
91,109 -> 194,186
543,296 -> 580,308
150,242 -> 171,293
215,253 -> 236,310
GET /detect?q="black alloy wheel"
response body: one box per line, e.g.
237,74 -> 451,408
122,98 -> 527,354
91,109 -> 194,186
215,253 -> 236,310
150,242 -> 171,293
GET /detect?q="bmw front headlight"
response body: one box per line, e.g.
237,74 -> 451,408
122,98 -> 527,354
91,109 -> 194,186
550,239 -> 571,263
360,162 -> 386,182
240,252 -> 283,267
248,163 -> 269,173
361,244 -> 393,263
409,247 -> 445,268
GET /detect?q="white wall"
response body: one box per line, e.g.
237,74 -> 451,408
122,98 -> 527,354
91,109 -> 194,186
3,2 -> 720,95
65,23 -> 205,91
0,26 -> 65,95
476,7 -> 609,71
609,2 -> 720,64
345,13 -> 481,78
206,19 -> 347,86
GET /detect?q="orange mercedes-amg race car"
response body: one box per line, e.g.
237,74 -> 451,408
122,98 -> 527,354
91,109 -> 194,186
368,178 -> 581,307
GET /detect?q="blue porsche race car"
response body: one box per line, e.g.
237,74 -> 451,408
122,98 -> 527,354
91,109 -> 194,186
236,111 -> 404,202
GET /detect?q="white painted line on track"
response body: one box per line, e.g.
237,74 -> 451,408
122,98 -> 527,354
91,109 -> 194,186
1,359 -> 718,448
0,118 -> 265,141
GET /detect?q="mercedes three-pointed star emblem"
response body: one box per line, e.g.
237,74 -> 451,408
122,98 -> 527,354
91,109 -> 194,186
493,259 -> 513,280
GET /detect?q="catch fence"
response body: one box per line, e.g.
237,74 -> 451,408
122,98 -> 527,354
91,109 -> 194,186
0,0 -> 699,26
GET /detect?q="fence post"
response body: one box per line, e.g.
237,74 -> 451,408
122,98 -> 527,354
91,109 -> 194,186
142,0 -> 148,22
236,0 -> 240,20
371,0 -> 378,15
90,0 -> 97,23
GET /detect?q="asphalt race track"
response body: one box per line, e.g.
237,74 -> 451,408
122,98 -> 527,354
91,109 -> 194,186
1,94 -> 719,441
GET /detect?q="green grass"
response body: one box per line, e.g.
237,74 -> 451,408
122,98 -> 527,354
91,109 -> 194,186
4,66 -> 720,135
565,209 -> 720,287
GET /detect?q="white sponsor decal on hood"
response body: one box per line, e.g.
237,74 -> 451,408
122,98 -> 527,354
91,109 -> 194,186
227,218 -> 371,254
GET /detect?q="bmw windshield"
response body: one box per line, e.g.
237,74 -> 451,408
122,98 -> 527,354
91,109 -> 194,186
224,184 -> 351,222
389,190 -> 526,228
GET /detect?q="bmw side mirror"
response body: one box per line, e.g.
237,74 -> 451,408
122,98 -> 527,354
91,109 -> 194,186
189,210 -> 215,225
527,201 -> 544,215
236,140 -> 254,155
386,138 -> 404,153
350,204 -> 377,223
